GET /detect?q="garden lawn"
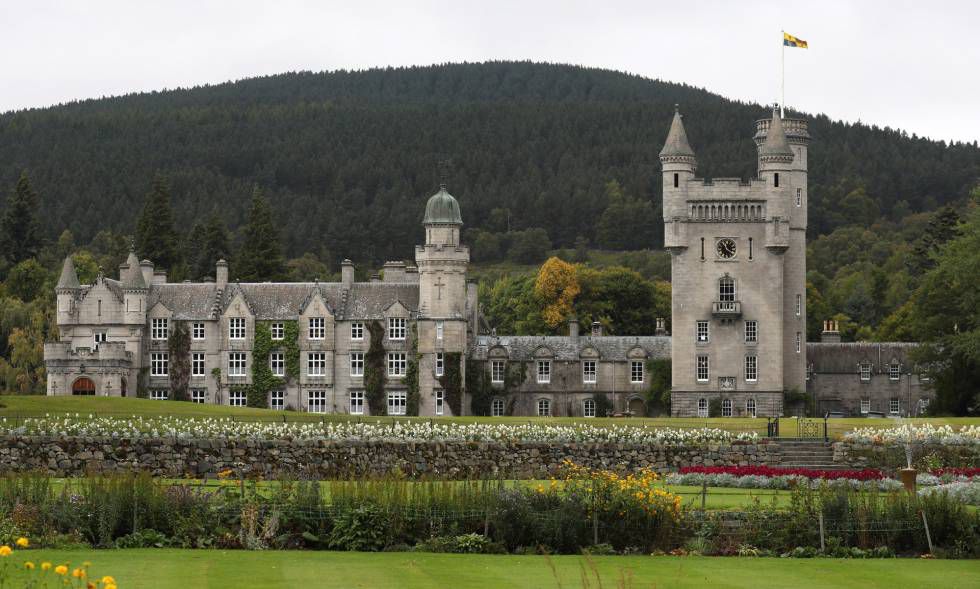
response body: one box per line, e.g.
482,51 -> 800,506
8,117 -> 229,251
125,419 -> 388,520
10,550 -> 980,589
2,396 -> 978,438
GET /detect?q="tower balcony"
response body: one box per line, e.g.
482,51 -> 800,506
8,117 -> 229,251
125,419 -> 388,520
712,301 -> 742,319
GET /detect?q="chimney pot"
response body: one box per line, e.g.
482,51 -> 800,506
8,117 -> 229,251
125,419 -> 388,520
341,259 -> 355,287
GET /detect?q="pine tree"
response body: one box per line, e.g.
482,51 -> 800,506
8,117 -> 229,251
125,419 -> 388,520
134,174 -> 181,271
186,213 -> 232,279
0,171 -> 43,266
236,186 -> 284,281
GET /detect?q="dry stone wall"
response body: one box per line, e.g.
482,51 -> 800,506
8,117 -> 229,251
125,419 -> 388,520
1,436 -> 791,479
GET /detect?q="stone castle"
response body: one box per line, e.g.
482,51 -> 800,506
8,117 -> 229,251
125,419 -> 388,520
44,108 -> 933,418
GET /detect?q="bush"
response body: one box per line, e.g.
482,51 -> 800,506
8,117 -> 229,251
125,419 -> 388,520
327,504 -> 390,552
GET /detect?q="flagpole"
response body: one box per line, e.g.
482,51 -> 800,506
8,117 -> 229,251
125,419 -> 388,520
781,30 -> 785,116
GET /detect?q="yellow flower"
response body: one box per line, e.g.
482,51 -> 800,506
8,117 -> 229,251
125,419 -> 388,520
55,564 -> 69,575
105,585 -> 118,589
25,561 -> 36,570
72,567 -> 86,578
41,562 -> 52,571
87,583 -> 96,589
16,537 -> 29,548
0,545 -> 12,557
100,576 -> 117,585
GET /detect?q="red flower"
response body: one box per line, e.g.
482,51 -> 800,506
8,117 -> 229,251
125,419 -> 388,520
930,467 -> 980,478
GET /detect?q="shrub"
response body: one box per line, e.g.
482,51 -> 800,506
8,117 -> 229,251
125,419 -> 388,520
327,504 -> 390,552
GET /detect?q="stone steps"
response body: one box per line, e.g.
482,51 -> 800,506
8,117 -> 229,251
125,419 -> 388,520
771,440 -> 840,469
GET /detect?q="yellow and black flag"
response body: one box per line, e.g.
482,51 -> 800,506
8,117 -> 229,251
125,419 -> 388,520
783,32 -> 808,48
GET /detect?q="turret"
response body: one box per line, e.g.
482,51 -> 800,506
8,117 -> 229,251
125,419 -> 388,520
55,256 -> 80,326
120,250 -> 148,324
659,105 -> 697,221
415,183 -> 469,318
422,185 -> 463,246
755,107 -> 810,230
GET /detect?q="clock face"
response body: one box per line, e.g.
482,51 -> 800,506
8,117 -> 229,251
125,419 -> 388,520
717,238 -> 737,259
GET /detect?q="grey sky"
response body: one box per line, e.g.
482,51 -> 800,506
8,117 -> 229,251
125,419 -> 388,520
2,0 -> 977,142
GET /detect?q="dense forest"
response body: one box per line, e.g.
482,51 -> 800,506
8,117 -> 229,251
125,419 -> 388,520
0,62 -> 978,412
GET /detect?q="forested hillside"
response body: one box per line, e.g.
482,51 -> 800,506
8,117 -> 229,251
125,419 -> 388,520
1,62 -> 977,262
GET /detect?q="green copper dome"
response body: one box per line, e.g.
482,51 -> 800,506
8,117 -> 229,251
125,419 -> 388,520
423,186 -> 463,225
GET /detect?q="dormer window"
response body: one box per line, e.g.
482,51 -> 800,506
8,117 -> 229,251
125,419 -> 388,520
388,317 -> 406,340
229,317 -> 246,340
889,362 -> 901,381
151,318 -> 169,340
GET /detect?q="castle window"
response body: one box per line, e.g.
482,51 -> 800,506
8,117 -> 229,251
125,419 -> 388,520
860,398 -> 871,414
190,389 -> 206,404
697,398 -> 708,417
582,360 -> 597,383
696,355 -> 709,382
745,355 -> 758,382
796,294 -> 802,317
150,353 -> 169,377
308,317 -> 325,340
270,352 -> 284,377
744,320 -> 758,343
388,352 -> 407,377
673,173 -> 679,188
436,320 -> 444,341
796,332 -> 802,353
806,363 -> 813,380
387,391 -> 407,415
435,390 -> 444,415
228,352 -> 247,376
436,352 -> 445,376
349,391 -> 364,415
307,390 -> 327,413
746,398 -> 757,418
269,390 -> 284,411
536,360 -> 551,384
859,361 -> 872,381
350,322 -> 364,340
192,322 -> 205,340
271,323 -> 284,340
388,317 -> 406,340
491,398 -> 505,416
748,237 -> 753,260
696,320 -> 709,343
889,399 -> 900,415
889,362 -> 901,381
722,398 -> 733,417
774,173 -> 780,187
537,398 -> 551,417
719,276 -> 736,302
700,238 -> 705,261
151,318 -> 169,340
491,360 -> 505,383
229,390 -> 247,407
583,399 -> 596,418
631,361 -> 644,384
350,352 -> 364,377
150,389 -> 169,401
229,317 -> 246,340
796,188 -> 802,207
94,331 -> 107,349
192,352 -> 206,377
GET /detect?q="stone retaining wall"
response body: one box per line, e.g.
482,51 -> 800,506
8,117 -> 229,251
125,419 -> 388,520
833,441 -> 980,470
1,436 -> 788,479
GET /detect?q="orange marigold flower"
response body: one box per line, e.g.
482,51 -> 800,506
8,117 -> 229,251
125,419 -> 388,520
24,561 -> 35,570
0,546 -> 11,557
41,562 -> 52,571
15,537 -> 29,548
55,564 -> 68,575
72,567 -> 86,578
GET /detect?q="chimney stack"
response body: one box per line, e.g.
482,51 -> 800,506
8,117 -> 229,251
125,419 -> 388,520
568,318 -> 579,343
821,319 -> 841,343
139,259 -> 154,287
215,259 -> 228,289
382,261 -> 406,283
341,259 -> 355,287
591,321 -> 603,337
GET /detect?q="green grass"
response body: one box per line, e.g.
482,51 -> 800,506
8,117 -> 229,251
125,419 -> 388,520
2,395 -> 977,439
8,549 -> 980,588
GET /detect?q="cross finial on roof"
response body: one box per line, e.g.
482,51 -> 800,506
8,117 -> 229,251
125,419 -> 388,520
437,158 -> 452,190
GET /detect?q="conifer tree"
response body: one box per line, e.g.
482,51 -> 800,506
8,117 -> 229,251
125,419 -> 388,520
134,174 -> 181,271
236,186 -> 284,282
187,212 -> 232,279
0,171 -> 43,266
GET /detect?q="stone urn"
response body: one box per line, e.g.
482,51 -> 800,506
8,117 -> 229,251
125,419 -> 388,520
899,467 -> 917,493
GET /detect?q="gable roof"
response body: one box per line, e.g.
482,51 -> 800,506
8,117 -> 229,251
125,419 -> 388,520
806,342 -> 919,373
473,335 -> 671,362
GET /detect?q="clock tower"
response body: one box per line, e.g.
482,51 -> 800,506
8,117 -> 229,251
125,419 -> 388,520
661,106 -> 809,417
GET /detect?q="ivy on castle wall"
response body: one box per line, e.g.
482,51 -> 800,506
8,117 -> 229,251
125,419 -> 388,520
136,367 -> 149,399
247,321 -> 299,408
167,321 -> 190,402
467,359 -> 526,416
405,324 -> 420,416
364,320 -> 387,415
438,352 -> 463,416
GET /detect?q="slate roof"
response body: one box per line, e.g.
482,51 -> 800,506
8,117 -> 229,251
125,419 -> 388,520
659,107 -> 696,159
473,335 -> 671,362
806,342 -> 919,374
144,281 -> 420,321
56,257 -> 80,290
120,252 -> 146,289
760,109 -> 794,158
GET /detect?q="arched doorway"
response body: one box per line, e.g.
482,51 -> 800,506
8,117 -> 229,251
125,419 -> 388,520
628,397 -> 646,417
72,377 -> 96,396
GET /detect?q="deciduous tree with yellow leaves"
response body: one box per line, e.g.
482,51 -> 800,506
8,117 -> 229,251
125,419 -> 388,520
534,257 -> 581,328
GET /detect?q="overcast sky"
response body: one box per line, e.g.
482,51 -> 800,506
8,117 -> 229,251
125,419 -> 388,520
2,0 -> 977,142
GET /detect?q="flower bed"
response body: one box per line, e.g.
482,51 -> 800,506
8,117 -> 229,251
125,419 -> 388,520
919,482 -> 980,506
668,465 -> 978,492
842,424 -> 980,446
0,416 -> 757,444
679,465 -> 884,481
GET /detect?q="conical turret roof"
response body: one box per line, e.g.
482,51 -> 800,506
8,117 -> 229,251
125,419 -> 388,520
659,106 -> 696,159
120,250 -> 146,289
760,108 -> 794,158
423,186 -> 463,225
56,256 -> 80,290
